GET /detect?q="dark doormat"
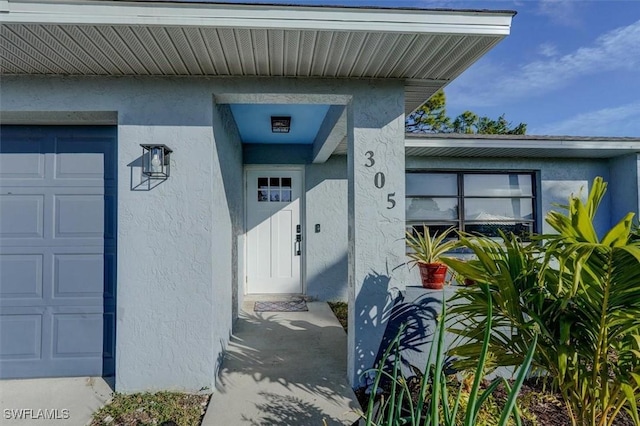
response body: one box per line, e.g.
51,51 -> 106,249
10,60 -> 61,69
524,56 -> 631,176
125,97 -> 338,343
254,300 -> 308,312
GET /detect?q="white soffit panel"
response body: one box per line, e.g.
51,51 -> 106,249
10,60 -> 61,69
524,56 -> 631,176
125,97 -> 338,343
1,1 -> 514,112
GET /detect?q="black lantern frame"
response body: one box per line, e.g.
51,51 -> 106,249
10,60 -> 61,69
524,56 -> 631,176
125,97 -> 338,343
140,144 -> 172,179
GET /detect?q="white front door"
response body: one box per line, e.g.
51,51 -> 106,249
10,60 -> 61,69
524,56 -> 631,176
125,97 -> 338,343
246,169 -> 302,294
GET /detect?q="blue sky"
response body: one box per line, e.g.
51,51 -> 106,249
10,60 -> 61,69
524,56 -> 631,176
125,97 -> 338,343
219,0 -> 640,137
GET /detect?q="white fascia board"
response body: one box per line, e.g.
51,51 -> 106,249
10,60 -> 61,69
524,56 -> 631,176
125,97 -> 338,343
3,0 -> 514,35
405,138 -> 640,152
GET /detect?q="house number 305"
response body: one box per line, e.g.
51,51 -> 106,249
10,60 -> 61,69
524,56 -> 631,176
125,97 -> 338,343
364,151 -> 395,209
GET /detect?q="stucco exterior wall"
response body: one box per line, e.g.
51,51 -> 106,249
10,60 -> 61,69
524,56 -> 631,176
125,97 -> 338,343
608,154 -> 640,225
0,76 -> 240,392
347,82 -> 408,386
1,74 -> 407,392
305,157 -> 348,301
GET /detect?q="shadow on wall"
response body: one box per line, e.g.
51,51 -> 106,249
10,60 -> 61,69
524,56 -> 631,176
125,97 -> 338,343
212,104 -> 244,323
305,254 -> 348,301
373,293 -> 442,380
353,269 -> 402,388
127,155 -> 167,191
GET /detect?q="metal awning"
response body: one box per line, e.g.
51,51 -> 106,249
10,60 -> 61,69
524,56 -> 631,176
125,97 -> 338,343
0,0 -> 515,113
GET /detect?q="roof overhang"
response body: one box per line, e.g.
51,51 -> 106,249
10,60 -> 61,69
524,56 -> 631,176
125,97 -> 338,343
404,134 -> 640,159
0,0 -> 515,113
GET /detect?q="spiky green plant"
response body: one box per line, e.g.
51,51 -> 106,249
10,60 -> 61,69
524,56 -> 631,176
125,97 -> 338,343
406,226 -> 458,265
358,284 -> 537,426
443,177 -> 640,426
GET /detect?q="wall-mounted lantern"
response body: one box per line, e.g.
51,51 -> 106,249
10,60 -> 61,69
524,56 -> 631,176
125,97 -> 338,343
140,144 -> 172,179
271,116 -> 291,133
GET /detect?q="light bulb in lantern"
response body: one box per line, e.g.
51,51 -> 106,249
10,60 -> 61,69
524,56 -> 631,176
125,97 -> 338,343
150,149 -> 162,173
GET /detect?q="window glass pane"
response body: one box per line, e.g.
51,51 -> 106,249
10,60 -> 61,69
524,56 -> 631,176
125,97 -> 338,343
282,178 -> 292,189
465,222 -> 533,239
269,190 -> 280,202
281,190 -> 292,202
408,224 -> 459,239
270,177 -> 280,187
258,190 -> 268,202
258,177 -> 268,190
464,198 -> 533,221
406,197 -> 458,221
406,173 -> 457,196
464,174 -> 533,197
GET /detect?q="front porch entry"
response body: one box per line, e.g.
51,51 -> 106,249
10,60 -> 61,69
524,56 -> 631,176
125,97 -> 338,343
245,167 -> 303,294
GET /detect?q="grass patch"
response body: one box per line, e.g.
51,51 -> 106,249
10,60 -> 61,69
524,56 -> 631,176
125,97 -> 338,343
91,391 -> 210,426
328,301 -> 348,332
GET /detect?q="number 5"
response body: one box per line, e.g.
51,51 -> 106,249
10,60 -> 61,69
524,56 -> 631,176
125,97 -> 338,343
387,192 -> 396,209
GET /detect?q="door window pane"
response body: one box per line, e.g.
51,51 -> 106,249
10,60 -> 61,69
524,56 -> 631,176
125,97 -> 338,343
281,190 -> 292,202
406,197 -> 458,221
282,178 -> 292,189
464,174 -> 533,197
270,177 -> 280,187
406,173 -> 457,196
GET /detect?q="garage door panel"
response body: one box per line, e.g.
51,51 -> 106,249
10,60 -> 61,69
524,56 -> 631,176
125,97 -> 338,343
52,313 -> 103,358
0,313 -> 42,360
0,138 -> 46,179
0,194 -> 44,239
54,195 -> 104,238
0,125 -> 116,379
54,254 -> 104,298
54,137 -> 116,182
0,254 -> 43,299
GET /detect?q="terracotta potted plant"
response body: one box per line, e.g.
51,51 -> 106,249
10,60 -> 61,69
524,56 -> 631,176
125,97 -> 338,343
406,226 -> 458,289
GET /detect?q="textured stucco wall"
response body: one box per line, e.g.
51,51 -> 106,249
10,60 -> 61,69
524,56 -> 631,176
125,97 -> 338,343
1,74 -> 409,392
0,75 -> 244,392
211,104 -> 244,338
347,82 -> 408,386
405,156 -> 611,286
305,156 -> 348,301
608,154 -> 640,225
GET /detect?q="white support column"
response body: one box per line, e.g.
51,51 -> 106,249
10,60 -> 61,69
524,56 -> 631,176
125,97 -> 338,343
347,83 -> 407,386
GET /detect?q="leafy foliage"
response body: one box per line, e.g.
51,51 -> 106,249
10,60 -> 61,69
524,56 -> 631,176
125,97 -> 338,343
406,89 -> 527,135
443,177 -> 640,426
406,226 -> 458,265
358,288 -> 538,426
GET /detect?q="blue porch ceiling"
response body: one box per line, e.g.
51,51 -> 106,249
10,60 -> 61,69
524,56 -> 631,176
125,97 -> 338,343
229,104 -> 331,144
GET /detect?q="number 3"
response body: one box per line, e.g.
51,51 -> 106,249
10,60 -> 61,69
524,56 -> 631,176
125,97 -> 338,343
364,151 -> 375,167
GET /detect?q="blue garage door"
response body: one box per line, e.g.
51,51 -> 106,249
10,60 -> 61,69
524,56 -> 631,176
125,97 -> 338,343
0,126 -> 116,378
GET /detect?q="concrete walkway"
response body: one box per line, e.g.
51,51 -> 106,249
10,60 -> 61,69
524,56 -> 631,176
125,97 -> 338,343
203,300 -> 361,426
0,376 -> 112,425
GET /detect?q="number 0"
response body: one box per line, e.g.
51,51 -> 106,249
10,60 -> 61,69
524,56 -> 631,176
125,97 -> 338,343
374,172 -> 385,189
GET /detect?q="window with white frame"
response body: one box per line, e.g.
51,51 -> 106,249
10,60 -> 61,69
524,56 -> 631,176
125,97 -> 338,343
406,171 -> 536,238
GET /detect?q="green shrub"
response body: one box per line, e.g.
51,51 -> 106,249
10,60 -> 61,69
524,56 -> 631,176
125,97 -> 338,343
357,285 -> 537,426
443,177 -> 640,426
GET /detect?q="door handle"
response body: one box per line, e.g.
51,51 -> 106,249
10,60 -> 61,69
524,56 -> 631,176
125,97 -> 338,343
295,225 -> 302,256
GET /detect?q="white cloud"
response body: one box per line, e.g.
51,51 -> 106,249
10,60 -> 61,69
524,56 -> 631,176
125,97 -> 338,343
536,0 -> 582,27
448,19 -> 640,107
534,101 -> 640,136
538,42 -> 559,57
